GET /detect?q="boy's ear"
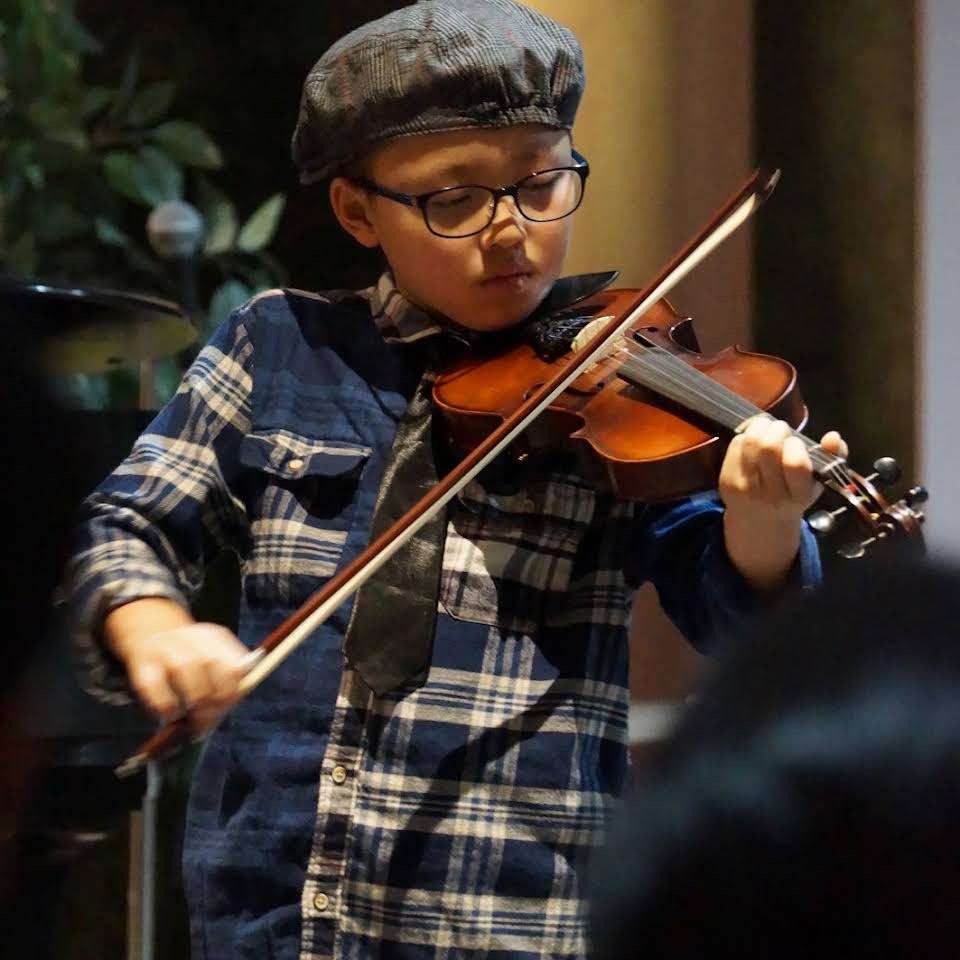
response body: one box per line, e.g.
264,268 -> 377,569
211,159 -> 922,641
329,177 -> 380,248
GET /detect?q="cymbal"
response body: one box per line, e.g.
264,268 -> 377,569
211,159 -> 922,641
1,280 -> 198,375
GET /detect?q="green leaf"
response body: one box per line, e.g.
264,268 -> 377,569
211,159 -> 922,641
129,81 -> 175,126
27,97 -> 76,132
54,6 -> 102,56
138,145 -> 184,204
236,194 -> 285,252
26,97 -> 89,150
40,42 -> 81,89
151,120 -> 223,169
205,279 -> 251,337
102,148 -> 183,206
30,137 -> 89,174
24,164 -> 44,190
82,85 -> 115,118
102,151 -> 147,204
196,175 -> 237,254
94,217 -> 131,248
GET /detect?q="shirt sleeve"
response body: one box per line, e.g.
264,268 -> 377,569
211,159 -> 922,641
625,493 -> 822,656
67,310 -> 255,702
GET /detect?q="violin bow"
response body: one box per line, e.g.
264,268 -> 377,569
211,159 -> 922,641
116,169 -> 779,776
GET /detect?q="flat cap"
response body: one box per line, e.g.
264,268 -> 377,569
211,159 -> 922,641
291,0 -> 585,183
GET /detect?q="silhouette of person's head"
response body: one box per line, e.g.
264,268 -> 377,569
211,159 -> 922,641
591,554 -> 960,960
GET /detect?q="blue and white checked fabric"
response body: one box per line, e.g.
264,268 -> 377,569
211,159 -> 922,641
69,274 -> 821,959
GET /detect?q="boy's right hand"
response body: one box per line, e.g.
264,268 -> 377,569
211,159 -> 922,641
103,597 -> 249,735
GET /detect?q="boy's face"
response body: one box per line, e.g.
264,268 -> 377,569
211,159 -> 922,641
332,125 -> 576,332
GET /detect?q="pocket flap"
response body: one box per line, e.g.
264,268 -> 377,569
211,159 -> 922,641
239,429 -> 371,479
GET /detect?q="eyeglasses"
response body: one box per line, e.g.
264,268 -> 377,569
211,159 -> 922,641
354,150 -> 590,239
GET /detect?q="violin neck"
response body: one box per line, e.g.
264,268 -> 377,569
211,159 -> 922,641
616,345 -> 842,481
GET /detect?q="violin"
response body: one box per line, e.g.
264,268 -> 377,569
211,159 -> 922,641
116,168 -> 926,775
433,289 -> 927,557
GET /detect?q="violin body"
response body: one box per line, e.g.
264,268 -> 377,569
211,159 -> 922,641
434,289 -> 807,501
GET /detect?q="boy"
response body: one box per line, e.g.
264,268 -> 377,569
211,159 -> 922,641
69,2 -> 844,958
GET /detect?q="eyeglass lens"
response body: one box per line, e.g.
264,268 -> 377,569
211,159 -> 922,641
425,169 -> 584,237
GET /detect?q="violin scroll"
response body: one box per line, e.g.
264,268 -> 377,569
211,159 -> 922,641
807,455 -> 928,559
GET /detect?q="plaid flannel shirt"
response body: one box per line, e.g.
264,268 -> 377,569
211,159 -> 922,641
69,274 -> 821,960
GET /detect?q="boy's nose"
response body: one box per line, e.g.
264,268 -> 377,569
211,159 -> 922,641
485,195 -> 527,244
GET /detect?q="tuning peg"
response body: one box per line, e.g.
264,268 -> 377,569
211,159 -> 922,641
868,456 -> 901,485
838,540 -> 868,560
807,505 -> 848,537
905,485 -> 929,507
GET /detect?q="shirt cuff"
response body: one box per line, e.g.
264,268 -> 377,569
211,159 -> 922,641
71,573 -> 189,704
696,519 -> 822,654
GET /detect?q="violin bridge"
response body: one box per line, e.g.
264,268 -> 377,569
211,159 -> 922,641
570,316 -> 615,355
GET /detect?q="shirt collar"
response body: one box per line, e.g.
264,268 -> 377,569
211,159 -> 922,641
362,272 -> 444,345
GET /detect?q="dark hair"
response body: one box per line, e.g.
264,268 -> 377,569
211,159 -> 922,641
590,554 -> 960,959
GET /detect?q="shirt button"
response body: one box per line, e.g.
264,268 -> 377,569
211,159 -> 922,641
331,765 -> 347,785
313,892 -> 329,912
287,458 -> 305,473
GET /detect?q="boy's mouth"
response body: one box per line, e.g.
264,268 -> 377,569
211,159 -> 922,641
481,264 -> 534,287
481,271 -> 532,291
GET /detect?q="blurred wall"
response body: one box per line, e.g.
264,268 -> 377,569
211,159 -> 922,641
527,0 -> 754,353
754,1 -> 916,489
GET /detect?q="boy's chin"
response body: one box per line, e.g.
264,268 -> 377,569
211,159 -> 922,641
454,307 -> 539,333
454,287 -> 551,332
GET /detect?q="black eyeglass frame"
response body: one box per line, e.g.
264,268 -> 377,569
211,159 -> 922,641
353,149 -> 590,238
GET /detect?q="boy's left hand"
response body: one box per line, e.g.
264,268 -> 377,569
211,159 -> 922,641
719,417 -> 848,594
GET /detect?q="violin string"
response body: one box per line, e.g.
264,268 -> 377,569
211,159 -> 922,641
618,339 -> 855,489
609,336 -> 855,488
616,339 -> 854,488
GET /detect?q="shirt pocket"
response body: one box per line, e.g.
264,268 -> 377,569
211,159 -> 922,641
238,429 -> 371,608
439,472 -> 597,632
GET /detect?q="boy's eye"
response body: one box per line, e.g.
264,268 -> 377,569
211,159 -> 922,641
430,189 -> 474,210
523,178 -> 556,194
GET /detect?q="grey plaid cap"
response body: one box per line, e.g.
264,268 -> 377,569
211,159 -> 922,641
291,0 -> 585,183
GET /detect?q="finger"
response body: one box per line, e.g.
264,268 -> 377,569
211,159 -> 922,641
819,430 -> 849,460
719,434 -> 751,498
202,657 -> 242,706
734,418 -> 774,493
165,662 -> 221,737
180,626 -> 248,732
200,624 -> 251,679
128,661 -> 180,723
781,434 -> 817,502
746,418 -> 794,501
164,651 -> 217,713
198,626 -> 249,702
